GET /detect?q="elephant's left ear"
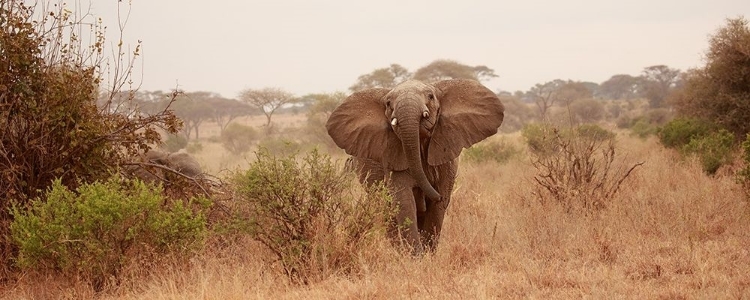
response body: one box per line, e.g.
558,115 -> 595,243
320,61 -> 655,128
428,79 -> 505,166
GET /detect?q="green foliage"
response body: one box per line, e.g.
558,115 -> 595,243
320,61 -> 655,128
10,176 -> 208,281
0,1 -> 180,272
737,134 -> 750,192
463,138 -> 520,164
256,138 -> 303,157
630,120 -> 658,138
523,123 -> 640,213
682,129 -> 735,175
671,17 -> 750,138
221,123 -> 259,155
658,118 -> 716,149
163,134 -> 188,152
231,148 -> 395,283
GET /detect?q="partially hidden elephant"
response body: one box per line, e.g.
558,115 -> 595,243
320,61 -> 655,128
326,79 -> 505,254
129,149 -> 203,183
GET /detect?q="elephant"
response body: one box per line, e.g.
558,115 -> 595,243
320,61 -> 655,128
129,149 -> 203,183
326,79 -> 505,254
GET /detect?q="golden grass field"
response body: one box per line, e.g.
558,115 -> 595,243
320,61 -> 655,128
4,114 -> 750,299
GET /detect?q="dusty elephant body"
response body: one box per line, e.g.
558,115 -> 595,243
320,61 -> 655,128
129,149 -> 203,183
326,79 -> 504,254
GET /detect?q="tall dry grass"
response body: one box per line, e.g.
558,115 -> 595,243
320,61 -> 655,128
3,133 -> 749,299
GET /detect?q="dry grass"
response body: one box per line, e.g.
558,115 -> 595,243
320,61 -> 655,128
3,118 -> 750,299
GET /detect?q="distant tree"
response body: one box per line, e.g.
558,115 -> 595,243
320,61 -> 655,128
569,98 -> 605,124
640,65 -> 681,108
498,94 -> 536,132
304,92 -> 347,149
412,59 -> 498,83
172,91 -> 215,140
599,74 -> 641,100
527,81 -> 558,119
349,64 -> 411,92
238,87 -> 297,133
555,81 -> 594,106
671,17 -> 750,138
206,97 -> 253,134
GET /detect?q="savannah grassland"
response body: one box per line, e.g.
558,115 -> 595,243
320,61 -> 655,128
6,114 -> 750,299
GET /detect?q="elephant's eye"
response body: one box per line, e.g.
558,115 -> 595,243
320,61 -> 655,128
386,101 -> 391,108
427,94 -> 435,101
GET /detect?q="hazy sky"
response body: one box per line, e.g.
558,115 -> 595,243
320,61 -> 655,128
83,0 -> 749,98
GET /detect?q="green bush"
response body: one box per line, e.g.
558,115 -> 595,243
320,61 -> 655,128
523,123 -> 641,213
658,117 -> 715,149
256,138 -> 303,157
630,120 -> 659,138
737,134 -> 750,192
232,148 -> 394,283
463,138 -> 520,164
682,129 -> 735,175
221,123 -> 259,155
10,176 -> 208,281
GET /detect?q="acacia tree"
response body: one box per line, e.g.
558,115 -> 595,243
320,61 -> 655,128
238,87 -> 297,132
172,91 -> 215,140
671,17 -> 750,138
208,97 -> 253,134
349,64 -> 411,92
599,74 -> 642,100
640,65 -> 682,108
412,59 -> 498,83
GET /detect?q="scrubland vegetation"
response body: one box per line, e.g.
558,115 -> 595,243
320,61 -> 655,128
2,1 -> 750,299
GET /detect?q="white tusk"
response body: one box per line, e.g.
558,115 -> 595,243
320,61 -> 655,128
391,118 -> 398,126
423,111 -> 429,118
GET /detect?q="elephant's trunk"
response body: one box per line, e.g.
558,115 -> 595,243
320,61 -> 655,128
395,106 -> 441,201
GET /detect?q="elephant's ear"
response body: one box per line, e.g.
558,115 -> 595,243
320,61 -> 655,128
326,88 -> 408,170
428,79 -> 505,166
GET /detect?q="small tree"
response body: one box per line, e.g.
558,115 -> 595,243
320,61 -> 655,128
221,123 -> 259,155
412,59 -> 498,83
522,124 -> 643,213
349,64 -> 411,92
238,87 -> 297,133
671,17 -> 750,138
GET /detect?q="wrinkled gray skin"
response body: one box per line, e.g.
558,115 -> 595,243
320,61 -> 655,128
146,150 -> 202,178
131,149 -> 203,183
327,79 -> 505,254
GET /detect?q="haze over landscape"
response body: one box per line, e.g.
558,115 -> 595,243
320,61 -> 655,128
86,0 -> 749,97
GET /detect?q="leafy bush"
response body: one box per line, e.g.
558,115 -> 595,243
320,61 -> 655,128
231,148 -> 394,283
737,134 -> 750,192
10,176 -> 208,283
630,120 -> 658,138
463,138 -> 520,164
221,123 -> 259,155
523,123 -> 642,213
682,129 -> 735,175
256,138 -> 303,157
658,117 -> 715,149
568,98 -> 605,124
163,134 -> 188,152
0,1 -> 180,273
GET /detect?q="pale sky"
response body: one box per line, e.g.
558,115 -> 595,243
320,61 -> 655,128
83,0 -> 749,98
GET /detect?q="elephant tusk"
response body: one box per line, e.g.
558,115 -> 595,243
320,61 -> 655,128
391,118 -> 398,126
423,111 -> 429,118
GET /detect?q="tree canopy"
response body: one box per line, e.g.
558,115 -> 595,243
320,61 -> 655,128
671,17 -> 750,138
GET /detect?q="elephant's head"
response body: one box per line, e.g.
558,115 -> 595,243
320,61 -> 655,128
326,79 -> 504,200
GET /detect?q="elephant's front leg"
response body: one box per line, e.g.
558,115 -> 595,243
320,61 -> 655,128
388,171 -> 423,255
420,159 -> 458,251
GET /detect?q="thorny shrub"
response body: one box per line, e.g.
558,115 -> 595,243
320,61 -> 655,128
231,148 -> 395,284
10,176 -> 209,288
0,1 -> 181,277
522,123 -> 643,213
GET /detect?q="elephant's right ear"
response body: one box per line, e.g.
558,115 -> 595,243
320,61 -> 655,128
326,88 -> 394,162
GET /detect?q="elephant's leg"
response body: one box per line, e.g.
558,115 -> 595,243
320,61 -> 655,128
388,171 -> 423,255
419,159 -> 458,251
